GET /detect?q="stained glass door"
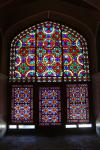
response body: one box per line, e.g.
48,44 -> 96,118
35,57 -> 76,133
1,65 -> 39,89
39,87 -> 61,125
11,85 -> 34,124
66,84 -> 89,123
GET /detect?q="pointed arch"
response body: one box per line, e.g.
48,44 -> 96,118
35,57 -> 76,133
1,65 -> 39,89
9,21 -> 90,82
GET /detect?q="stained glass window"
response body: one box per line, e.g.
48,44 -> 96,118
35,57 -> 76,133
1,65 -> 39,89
9,26 -> 36,82
62,28 -> 90,82
66,84 -> 89,123
39,87 -> 61,125
36,22 -> 62,82
9,21 -> 91,126
9,21 -> 90,82
11,85 -> 33,123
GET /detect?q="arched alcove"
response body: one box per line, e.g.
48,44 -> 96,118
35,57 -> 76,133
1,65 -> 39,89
0,11 -> 97,133
5,17 -> 95,130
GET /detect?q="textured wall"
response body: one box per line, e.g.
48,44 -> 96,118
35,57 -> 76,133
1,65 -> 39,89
92,72 -> 100,136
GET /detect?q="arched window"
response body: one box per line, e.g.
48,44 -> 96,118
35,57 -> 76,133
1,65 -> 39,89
9,21 -> 90,126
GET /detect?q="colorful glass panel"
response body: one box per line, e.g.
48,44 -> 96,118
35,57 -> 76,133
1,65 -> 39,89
66,84 -> 89,123
9,21 -> 90,82
62,27 -> 90,82
39,87 -> 61,125
36,22 -> 62,82
9,26 -> 36,82
11,85 -> 33,123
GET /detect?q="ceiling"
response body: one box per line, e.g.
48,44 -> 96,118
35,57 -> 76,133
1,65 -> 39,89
0,0 -> 100,34
0,0 -> 100,10
61,0 -> 99,11
0,0 -> 13,8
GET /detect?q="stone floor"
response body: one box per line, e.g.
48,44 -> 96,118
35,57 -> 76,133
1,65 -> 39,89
0,134 -> 100,150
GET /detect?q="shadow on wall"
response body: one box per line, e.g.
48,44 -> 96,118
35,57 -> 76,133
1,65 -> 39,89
0,74 -> 7,138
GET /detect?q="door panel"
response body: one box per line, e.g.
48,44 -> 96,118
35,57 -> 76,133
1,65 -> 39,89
39,87 -> 61,125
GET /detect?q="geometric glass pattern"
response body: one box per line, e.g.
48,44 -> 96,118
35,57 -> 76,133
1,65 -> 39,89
9,21 -> 90,82
9,26 -> 36,82
11,85 -> 33,123
39,87 -> 61,125
62,29 -> 90,82
66,84 -> 89,123
36,22 -> 62,82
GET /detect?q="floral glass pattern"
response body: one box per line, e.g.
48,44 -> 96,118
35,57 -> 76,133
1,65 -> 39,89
62,28 -> 90,82
11,85 -> 33,123
9,26 -> 36,82
9,21 -> 90,82
9,21 -> 91,126
66,84 -> 89,123
39,87 -> 61,125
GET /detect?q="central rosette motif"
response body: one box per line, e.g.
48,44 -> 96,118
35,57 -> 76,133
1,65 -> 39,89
43,38 -> 55,50
43,54 -> 55,66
